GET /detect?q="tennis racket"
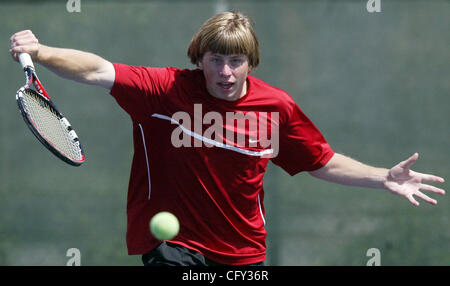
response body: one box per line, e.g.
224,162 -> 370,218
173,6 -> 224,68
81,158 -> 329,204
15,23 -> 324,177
15,53 -> 85,166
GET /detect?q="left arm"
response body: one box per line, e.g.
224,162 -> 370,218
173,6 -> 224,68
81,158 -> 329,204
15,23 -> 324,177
309,153 -> 445,206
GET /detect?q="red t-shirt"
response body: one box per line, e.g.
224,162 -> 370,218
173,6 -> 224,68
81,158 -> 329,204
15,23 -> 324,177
110,63 -> 334,265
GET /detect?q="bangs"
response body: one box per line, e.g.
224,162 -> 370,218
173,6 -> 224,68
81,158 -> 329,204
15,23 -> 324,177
202,28 -> 254,57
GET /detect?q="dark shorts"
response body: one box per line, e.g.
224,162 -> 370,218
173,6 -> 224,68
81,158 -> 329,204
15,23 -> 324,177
142,241 -> 264,266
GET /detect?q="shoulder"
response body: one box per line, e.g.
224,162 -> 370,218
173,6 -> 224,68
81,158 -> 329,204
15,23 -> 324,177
162,67 -> 204,84
171,67 -> 204,80
113,64 -> 204,90
248,75 -> 296,103
247,75 -> 298,121
112,63 -> 195,80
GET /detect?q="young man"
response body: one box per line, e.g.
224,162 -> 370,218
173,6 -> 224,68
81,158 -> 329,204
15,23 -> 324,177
9,12 -> 445,266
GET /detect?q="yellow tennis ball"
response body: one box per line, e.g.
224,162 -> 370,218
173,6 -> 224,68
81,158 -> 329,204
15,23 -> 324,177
150,211 -> 180,240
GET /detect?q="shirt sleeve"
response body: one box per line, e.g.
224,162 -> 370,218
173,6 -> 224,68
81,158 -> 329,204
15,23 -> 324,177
109,63 -> 175,121
271,101 -> 335,176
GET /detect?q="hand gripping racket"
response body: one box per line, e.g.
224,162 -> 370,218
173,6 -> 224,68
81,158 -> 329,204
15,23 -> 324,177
15,53 -> 85,166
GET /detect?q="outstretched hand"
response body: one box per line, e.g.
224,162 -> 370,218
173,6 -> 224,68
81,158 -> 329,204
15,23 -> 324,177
385,153 -> 446,206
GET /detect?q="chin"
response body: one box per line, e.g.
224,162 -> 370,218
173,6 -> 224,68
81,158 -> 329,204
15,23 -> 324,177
223,92 -> 238,100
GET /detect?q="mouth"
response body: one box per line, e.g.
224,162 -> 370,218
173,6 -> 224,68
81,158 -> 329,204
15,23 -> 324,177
217,82 -> 235,91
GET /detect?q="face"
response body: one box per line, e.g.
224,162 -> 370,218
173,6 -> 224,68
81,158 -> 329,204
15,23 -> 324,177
198,51 -> 252,101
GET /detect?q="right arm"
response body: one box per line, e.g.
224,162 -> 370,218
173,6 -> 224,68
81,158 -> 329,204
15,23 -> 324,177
10,30 -> 115,90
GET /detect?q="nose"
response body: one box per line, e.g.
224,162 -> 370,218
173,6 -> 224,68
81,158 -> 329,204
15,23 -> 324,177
219,63 -> 232,77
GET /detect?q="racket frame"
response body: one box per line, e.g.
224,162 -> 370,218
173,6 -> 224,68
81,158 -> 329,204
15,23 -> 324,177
16,65 -> 85,166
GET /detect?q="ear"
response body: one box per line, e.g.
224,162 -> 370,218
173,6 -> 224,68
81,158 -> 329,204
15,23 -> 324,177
197,57 -> 204,70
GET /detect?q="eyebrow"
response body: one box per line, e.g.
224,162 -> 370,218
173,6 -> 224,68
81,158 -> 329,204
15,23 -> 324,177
211,53 -> 246,59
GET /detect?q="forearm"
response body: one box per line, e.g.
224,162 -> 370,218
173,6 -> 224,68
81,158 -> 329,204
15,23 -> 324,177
35,44 -> 113,87
10,30 -> 114,89
309,153 -> 389,190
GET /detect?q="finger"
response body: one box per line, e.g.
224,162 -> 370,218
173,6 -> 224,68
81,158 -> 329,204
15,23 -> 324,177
420,184 -> 446,195
406,194 -> 420,207
419,173 -> 445,184
11,38 -> 38,49
399,153 -> 419,170
414,191 -> 437,205
13,52 -> 18,62
11,35 -> 37,46
13,30 -> 36,39
11,43 -> 38,54
9,48 -> 18,61
10,45 -> 29,54
10,46 -> 35,60
10,30 -> 33,40
11,33 -> 32,40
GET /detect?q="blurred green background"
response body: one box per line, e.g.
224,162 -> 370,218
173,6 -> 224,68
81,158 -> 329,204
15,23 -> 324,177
0,0 -> 448,266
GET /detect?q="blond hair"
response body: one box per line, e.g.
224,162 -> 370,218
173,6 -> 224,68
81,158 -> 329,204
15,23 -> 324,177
187,11 -> 260,68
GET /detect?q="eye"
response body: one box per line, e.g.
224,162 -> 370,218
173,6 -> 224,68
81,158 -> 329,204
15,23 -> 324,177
230,58 -> 244,67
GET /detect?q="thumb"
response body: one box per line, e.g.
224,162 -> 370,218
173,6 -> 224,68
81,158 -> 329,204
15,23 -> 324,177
9,48 -> 19,62
399,153 -> 419,170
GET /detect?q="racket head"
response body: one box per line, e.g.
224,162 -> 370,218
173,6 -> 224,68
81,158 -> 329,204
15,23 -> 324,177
16,87 -> 85,166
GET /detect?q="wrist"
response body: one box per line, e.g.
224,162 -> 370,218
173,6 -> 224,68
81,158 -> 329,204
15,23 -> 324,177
379,168 -> 391,190
34,43 -> 48,63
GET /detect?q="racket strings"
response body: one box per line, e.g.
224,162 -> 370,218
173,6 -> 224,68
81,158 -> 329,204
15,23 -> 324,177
21,90 -> 83,161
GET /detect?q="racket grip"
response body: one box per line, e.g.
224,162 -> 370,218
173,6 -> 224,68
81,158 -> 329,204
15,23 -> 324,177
18,53 -> 35,70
